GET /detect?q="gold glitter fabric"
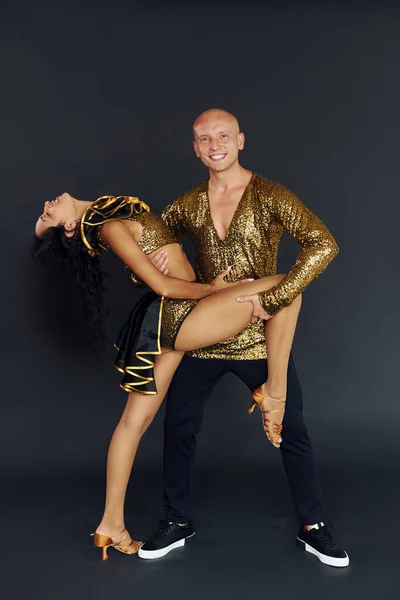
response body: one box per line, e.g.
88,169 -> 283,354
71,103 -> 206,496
160,298 -> 198,348
81,195 -> 178,288
162,173 -> 338,360
81,195 -> 177,258
257,183 -> 339,315
80,195 -> 197,349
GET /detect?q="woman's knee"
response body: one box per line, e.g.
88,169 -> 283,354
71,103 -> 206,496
120,405 -> 154,437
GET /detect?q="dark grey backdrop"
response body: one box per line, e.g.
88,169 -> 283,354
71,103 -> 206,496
1,1 -> 399,598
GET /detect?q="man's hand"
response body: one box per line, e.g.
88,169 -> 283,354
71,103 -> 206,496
151,250 -> 169,275
236,293 -> 273,323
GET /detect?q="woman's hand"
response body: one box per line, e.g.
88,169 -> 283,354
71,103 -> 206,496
151,250 -> 169,275
212,266 -> 254,291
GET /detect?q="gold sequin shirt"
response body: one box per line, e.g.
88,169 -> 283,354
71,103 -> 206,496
162,173 -> 339,360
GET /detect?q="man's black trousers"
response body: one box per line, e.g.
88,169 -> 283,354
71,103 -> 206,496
163,354 -> 324,525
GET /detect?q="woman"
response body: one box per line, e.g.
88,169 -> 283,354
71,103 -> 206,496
33,192 -> 303,560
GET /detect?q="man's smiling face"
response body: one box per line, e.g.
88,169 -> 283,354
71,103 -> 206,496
192,109 -> 244,173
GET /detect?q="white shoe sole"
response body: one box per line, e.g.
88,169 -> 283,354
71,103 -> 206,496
138,532 -> 195,560
297,537 -> 350,568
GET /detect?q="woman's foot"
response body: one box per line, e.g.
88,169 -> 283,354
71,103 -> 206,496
92,524 -> 142,560
260,382 -> 286,425
248,384 -> 286,448
96,524 -> 133,545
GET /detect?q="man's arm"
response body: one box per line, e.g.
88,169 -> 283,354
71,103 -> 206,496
259,183 -> 339,315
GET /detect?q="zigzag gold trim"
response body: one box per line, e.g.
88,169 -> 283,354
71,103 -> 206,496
114,297 -> 164,396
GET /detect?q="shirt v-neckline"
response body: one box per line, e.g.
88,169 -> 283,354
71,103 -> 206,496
206,172 -> 254,243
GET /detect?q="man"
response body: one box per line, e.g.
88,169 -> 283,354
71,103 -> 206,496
138,109 -> 349,567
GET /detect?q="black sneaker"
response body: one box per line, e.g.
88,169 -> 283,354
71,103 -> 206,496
138,520 -> 195,559
297,522 -> 349,567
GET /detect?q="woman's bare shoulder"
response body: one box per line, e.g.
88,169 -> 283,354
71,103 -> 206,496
100,219 -> 136,241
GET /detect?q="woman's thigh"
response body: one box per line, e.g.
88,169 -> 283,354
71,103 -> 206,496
122,350 -> 184,426
175,275 -> 284,352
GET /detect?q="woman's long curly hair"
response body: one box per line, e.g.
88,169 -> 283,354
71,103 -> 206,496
31,225 -> 109,351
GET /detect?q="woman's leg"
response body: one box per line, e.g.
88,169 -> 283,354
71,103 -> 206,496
256,293 -> 302,444
175,275 -> 301,446
264,293 -> 302,399
175,275 -> 289,351
96,350 -> 184,541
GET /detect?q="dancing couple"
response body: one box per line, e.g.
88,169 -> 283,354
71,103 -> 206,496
33,109 -> 349,567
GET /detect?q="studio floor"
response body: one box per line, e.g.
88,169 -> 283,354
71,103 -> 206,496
3,452 -> 399,600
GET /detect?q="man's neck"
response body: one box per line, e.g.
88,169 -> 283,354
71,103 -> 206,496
208,162 -> 250,192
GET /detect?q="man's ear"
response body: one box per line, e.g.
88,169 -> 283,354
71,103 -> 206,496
193,140 -> 200,157
238,132 -> 245,150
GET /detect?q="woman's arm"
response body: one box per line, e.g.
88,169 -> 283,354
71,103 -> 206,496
100,220 -> 215,299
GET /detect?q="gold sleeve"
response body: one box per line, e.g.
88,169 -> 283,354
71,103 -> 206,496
259,183 -> 339,315
161,196 -> 188,238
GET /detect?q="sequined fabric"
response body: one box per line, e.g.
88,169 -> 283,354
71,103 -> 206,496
80,196 -> 199,389
160,298 -> 198,348
137,211 -> 178,255
80,195 -> 197,350
81,195 -> 177,258
162,173 -> 338,360
257,184 -> 339,315
81,195 -> 178,288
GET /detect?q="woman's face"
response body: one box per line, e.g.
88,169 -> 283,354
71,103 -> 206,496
35,193 -> 77,237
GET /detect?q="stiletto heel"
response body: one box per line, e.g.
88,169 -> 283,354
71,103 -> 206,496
248,386 -> 286,448
91,532 -> 114,561
90,529 -> 142,560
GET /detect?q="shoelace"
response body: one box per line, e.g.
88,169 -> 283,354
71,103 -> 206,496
309,526 -> 336,550
153,521 -> 177,542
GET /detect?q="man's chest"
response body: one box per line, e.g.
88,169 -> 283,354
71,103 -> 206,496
187,191 -> 271,247
208,189 -> 246,242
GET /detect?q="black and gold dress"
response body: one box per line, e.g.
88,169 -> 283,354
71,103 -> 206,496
80,195 -> 198,395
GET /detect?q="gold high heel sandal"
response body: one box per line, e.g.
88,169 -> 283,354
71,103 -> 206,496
91,528 -> 142,561
248,386 -> 286,448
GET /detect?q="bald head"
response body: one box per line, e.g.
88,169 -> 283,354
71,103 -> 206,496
192,108 -> 244,173
193,108 -> 240,138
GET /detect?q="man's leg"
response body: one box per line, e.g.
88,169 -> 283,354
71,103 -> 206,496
163,356 -> 226,522
139,356 -> 226,559
232,355 -> 323,522
279,354 -> 324,523
234,355 -> 349,567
